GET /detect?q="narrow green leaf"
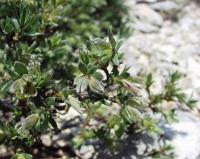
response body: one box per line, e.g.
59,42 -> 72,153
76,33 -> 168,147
88,66 -> 98,75
93,72 -> 103,81
112,54 -> 119,66
115,40 -> 123,51
45,97 -> 56,107
170,71 -> 181,83
79,62 -> 88,74
80,52 -> 89,65
0,79 -> 14,92
12,18 -> 20,32
108,28 -> 116,49
145,73 -> 153,89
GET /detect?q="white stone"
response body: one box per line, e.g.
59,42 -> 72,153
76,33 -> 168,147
136,0 -> 158,3
169,111 -> 200,159
122,2 -> 200,158
134,4 -> 163,26
133,21 -> 159,33
77,145 -> 95,159
40,134 -> 52,146
150,1 -> 179,12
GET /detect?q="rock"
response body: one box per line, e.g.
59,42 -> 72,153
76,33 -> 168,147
133,21 -> 159,33
136,0 -> 158,3
40,134 -> 52,147
137,54 -> 150,71
157,44 -> 175,55
150,1 -> 180,20
161,101 -> 178,110
179,17 -> 196,31
52,129 -> 72,147
0,145 -> 7,156
150,1 -> 180,12
173,0 -> 188,5
134,4 -> 163,26
56,139 -> 67,147
124,0 -> 136,6
167,111 -> 200,159
129,4 -> 163,32
76,145 -> 95,159
62,107 -> 81,121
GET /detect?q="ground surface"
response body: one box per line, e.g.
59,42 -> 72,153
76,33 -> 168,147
122,0 -> 200,158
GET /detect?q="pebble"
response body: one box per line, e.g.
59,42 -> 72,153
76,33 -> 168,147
76,145 -> 95,159
136,0 -> 158,3
150,1 -> 179,11
129,4 -> 163,32
40,135 -> 52,147
169,111 -> 200,159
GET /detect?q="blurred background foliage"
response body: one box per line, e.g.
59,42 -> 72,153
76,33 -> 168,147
0,0 -> 128,80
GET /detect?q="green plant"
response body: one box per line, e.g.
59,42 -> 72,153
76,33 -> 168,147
0,0 -> 128,79
0,0 -> 196,158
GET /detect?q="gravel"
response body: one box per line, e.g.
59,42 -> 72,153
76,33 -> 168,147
122,0 -> 200,158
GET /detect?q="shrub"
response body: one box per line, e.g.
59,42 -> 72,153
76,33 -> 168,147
0,0 -> 196,158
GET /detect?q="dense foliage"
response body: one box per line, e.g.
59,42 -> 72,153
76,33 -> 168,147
0,0 -> 196,158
